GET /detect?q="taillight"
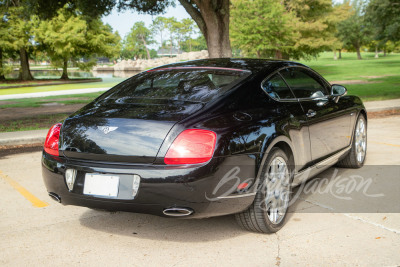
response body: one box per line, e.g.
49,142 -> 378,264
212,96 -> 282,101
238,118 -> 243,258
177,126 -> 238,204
164,129 -> 217,165
44,123 -> 62,156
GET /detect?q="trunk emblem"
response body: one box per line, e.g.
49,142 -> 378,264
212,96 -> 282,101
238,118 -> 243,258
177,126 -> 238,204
97,126 -> 118,134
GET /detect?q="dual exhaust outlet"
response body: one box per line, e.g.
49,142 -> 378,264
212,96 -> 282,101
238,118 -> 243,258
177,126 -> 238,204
49,191 -> 193,217
48,192 -> 61,203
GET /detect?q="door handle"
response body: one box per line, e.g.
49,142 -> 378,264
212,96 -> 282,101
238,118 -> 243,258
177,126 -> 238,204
306,109 -> 317,118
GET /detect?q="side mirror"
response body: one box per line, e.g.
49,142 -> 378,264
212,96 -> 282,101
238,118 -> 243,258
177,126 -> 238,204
331,84 -> 347,103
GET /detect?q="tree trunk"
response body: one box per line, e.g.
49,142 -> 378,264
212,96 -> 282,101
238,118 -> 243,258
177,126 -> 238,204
179,0 -> 232,58
18,48 -> 33,80
256,50 -> 261,58
356,46 -> 362,60
170,37 -> 173,57
333,49 -> 337,60
375,46 -> 379,58
189,38 -> 192,52
0,49 -> 5,80
282,52 -> 289,60
339,49 -> 342,59
275,50 -> 283,59
61,59 -> 69,79
160,31 -> 163,49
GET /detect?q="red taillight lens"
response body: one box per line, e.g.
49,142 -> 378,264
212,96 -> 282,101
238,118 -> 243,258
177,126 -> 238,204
164,129 -> 217,165
44,123 -> 62,156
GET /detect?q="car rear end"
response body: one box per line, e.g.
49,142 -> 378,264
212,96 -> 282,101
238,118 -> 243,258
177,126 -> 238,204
42,66 -> 256,218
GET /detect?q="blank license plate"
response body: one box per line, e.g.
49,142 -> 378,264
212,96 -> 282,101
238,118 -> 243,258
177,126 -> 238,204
84,173 -> 119,197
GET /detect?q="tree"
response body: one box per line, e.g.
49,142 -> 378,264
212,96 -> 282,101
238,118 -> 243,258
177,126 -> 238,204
331,2 -> 352,60
180,18 -> 196,51
337,0 -> 371,60
34,7 -> 86,79
230,0 -> 345,59
230,0 -> 299,58
1,0 -> 118,81
181,35 -> 207,52
125,21 -> 153,59
35,5 -> 120,79
4,6 -> 35,80
164,17 -> 178,55
283,0 -> 344,59
119,0 -> 232,57
366,0 -> 400,43
151,16 -> 168,49
0,7 -> 15,80
171,20 -> 184,53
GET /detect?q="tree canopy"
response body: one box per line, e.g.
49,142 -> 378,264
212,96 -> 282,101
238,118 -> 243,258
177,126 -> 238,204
231,0 -> 299,58
366,0 -> 400,43
231,0 -> 349,59
124,21 -> 153,60
34,5 -> 120,79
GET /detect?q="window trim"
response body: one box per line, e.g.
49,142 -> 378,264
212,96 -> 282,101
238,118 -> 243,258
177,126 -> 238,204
261,65 -> 332,103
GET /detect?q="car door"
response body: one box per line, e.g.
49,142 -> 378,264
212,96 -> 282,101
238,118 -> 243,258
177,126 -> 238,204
262,72 -> 312,171
279,67 -> 352,162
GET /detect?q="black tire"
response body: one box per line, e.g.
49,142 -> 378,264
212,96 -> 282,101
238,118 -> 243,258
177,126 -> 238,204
337,113 -> 367,168
235,147 -> 292,233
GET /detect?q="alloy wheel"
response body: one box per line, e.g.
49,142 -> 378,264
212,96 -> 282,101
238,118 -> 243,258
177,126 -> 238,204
355,117 -> 367,163
264,156 -> 290,224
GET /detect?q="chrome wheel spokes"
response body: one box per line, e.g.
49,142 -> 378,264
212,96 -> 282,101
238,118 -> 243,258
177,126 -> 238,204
264,156 -> 290,224
355,117 -> 367,163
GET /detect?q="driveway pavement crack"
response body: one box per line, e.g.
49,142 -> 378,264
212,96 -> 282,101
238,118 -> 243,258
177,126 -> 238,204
275,232 -> 281,266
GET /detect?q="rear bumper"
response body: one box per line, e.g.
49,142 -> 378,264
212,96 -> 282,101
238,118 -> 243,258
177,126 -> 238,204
42,151 -> 258,218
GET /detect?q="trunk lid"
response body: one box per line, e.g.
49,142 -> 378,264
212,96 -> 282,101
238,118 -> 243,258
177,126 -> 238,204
60,98 -> 204,163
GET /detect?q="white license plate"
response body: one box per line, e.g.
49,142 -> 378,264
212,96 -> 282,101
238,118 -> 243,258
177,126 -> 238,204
83,173 -> 119,197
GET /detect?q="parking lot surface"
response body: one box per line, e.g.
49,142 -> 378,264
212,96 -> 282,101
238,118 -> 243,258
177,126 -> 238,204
1,116 -> 399,266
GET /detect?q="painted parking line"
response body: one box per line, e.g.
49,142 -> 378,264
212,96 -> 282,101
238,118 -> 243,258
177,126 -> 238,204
0,170 -> 49,208
369,141 -> 400,148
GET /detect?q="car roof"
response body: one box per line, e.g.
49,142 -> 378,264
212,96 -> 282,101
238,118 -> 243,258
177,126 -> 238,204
150,58 -> 305,73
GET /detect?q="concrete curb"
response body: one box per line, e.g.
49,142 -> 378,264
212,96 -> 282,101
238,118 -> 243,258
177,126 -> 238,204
0,129 -> 48,146
364,99 -> 400,112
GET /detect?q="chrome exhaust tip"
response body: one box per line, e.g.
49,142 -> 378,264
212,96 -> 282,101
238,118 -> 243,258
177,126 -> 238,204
49,192 -> 61,203
163,207 -> 193,217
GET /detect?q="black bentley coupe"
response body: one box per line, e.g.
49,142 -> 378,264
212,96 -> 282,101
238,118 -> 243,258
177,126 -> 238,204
42,59 -> 367,233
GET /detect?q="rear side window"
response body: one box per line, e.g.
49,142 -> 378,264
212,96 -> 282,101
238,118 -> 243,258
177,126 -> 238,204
98,69 -> 250,103
262,74 -> 295,100
279,68 -> 328,98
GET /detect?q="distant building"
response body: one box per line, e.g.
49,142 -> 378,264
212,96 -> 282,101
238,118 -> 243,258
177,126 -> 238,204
157,48 -> 182,57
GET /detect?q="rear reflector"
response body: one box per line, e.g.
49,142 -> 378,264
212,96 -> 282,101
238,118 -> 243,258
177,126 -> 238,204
164,129 -> 217,165
237,183 -> 249,190
44,123 -> 62,156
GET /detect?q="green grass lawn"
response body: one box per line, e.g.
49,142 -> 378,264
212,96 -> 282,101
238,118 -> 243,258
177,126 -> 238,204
0,77 -> 125,95
0,92 -> 102,109
0,113 -> 70,132
300,52 -> 400,101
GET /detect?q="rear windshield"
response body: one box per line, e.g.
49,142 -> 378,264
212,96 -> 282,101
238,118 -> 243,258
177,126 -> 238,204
97,68 -> 250,103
